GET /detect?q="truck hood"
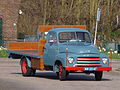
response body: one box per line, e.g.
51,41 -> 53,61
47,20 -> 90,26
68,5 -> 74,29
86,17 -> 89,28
59,42 -> 99,54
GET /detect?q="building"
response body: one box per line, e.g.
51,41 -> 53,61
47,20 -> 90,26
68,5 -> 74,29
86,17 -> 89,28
0,0 -> 21,46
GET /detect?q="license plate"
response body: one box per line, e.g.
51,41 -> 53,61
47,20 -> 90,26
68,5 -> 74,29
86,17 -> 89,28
84,68 -> 97,71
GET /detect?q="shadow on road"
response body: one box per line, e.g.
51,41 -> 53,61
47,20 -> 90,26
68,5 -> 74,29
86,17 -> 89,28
11,71 -> 111,81
34,72 -> 111,81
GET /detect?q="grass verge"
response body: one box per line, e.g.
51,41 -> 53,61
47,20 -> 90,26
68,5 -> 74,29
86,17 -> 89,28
100,51 -> 120,59
106,53 -> 120,59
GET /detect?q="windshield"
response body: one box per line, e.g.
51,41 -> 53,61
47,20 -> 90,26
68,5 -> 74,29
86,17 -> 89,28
59,32 -> 91,43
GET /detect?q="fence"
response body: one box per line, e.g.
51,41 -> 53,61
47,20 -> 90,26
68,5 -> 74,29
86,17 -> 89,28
99,42 -> 120,52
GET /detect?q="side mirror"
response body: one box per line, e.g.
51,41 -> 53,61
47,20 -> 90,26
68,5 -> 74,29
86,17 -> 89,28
49,40 -> 54,43
49,40 -> 58,45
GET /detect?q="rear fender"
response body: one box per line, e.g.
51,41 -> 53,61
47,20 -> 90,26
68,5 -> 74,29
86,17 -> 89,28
20,56 -> 31,68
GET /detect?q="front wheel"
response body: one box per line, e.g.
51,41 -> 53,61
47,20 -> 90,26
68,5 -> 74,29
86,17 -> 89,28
21,58 -> 36,76
95,71 -> 103,81
56,71 -> 69,77
58,64 -> 67,81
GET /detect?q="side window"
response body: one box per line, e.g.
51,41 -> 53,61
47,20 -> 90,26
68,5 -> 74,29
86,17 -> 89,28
48,32 -> 57,43
84,33 -> 91,42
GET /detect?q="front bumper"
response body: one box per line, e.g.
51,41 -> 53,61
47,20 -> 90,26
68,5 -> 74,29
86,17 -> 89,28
65,67 -> 112,71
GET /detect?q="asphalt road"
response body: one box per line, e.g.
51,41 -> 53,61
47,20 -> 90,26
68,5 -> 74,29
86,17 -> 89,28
0,58 -> 120,90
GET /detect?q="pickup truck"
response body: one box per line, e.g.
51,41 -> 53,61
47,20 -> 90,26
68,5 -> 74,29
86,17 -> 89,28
8,25 -> 112,81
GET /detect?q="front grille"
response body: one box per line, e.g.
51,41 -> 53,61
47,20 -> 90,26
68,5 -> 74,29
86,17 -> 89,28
75,57 -> 101,67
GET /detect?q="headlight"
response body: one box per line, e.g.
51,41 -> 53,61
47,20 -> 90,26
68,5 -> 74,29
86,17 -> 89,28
102,58 -> 108,64
68,57 -> 74,63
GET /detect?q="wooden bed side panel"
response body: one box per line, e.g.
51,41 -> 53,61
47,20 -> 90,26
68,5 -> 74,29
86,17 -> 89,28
31,40 -> 46,70
8,42 -> 39,50
31,58 -> 44,70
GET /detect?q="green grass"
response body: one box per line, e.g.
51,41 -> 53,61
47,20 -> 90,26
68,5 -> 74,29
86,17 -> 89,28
0,50 -> 8,57
106,53 -> 120,59
100,51 -> 120,59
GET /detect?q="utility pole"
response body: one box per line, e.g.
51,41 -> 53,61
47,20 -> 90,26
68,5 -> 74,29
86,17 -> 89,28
94,8 -> 101,45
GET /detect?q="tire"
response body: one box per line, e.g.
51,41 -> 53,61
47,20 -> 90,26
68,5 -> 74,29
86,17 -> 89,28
58,64 -> 67,81
56,71 -> 69,77
21,58 -> 36,76
30,69 -> 36,76
95,71 -> 103,81
66,72 -> 69,76
56,72 -> 59,77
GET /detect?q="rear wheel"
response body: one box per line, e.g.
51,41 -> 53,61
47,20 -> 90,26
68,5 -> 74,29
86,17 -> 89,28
21,58 -> 36,76
30,68 -> 36,76
95,71 -> 103,81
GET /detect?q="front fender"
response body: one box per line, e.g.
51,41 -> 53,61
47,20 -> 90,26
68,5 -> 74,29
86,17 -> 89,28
55,53 -> 67,67
53,53 -> 67,72
100,53 -> 110,66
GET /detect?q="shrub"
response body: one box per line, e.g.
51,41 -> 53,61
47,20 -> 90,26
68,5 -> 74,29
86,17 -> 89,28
0,47 -> 8,57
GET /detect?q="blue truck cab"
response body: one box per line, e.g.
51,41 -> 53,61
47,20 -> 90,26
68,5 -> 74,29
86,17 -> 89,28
44,27 -> 112,80
8,25 -> 112,81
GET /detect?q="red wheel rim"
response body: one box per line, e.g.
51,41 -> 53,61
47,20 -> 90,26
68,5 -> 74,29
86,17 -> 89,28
22,60 -> 27,73
59,64 -> 62,78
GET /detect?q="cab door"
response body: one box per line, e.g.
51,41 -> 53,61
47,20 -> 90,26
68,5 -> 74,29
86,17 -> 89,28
44,32 -> 58,66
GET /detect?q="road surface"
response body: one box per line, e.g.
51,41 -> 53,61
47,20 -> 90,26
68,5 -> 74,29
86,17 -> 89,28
0,58 -> 120,90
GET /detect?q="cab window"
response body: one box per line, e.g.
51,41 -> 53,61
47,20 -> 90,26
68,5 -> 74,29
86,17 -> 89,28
48,32 -> 57,43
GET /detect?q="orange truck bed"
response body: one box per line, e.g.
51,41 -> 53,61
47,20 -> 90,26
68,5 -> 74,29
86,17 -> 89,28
8,40 -> 46,57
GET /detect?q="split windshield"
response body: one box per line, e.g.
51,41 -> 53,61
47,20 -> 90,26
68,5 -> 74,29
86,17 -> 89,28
59,32 -> 91,43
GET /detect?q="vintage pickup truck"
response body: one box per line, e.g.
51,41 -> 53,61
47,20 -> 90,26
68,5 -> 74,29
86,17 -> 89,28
8,25 -> 112,81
